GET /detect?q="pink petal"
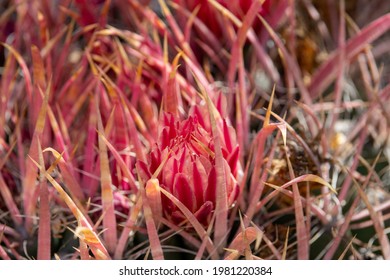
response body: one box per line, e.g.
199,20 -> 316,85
173,173 -> 196,212
227,145 -> 240,175
205,166 -> 217,203
223,119 -> 233,152
192,161 -> 206,209
194,201 -> 214,226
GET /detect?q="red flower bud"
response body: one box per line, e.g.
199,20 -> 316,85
137,107 -> 242,227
